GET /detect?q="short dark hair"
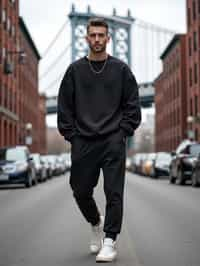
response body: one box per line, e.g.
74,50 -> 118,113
87,18 -> 109,34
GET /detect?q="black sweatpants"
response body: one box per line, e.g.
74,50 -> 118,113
69,130 -> 126,239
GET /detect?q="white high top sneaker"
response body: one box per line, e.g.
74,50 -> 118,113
90,216 -> 104,254
96,238 -> 117,262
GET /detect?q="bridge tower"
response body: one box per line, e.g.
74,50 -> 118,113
69,4 -> 134,66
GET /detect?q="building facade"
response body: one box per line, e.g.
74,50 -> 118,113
0,2 -> 47,154
0,0 -> 20,147
18,17 -> 43,153
155,35 -> 187,152
186,0 -> 200,141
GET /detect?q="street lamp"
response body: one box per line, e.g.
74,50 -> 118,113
25,123 -> 32,146
4,50 -> 26,74
187,114 -> 200,140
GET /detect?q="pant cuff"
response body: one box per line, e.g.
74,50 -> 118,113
105,232 -> 117,241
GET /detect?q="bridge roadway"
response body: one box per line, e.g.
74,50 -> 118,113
46,82 -> 154,114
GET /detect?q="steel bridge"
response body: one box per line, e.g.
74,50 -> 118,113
40,4 -> 176,114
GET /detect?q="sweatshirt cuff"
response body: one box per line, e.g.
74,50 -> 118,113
64,131 -> 76,143
120,127 -> 129,137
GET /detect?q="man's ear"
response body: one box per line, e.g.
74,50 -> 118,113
85,35 -> 89,43
107,35 -> 110,43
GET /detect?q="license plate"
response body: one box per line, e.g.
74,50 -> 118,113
0,174 -> 9,181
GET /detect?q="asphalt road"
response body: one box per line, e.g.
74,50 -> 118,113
0,172 -> 200,266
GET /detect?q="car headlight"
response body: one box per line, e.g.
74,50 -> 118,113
15,162 -> 28,172
2,164 -> 16,173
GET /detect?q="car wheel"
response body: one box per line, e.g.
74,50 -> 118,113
25,171 -> 32,188
33,172 -> 38,186
169,169 -> 176,184
177,168 -> 185,185
192,171 -> 200,187
153,168 -> 158,179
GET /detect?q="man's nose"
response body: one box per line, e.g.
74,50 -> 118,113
95,35 -> 99,41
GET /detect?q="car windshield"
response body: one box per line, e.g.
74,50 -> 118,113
147,153 -> 156,160
3,148 -> 26,161
189,144 -> 200,157
157,153 -> 171,163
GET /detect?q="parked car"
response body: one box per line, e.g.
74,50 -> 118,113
131,153 -> 147,174
61,153 -> 71,171
55,155 -> 66,175
43,155 -> 58,176
191,153 -> 200,187
169,140 -> 200,185
41,155 -> 53,179
130,153 -> 141,173
142,153 -> 156,176
0,146 -> 37,188
126,157 -> 132,171
151,152 -> 172,178
31,153 -> 47,182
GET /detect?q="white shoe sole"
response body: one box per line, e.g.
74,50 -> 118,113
96,253 -> 117,262
90,245 -> 100,254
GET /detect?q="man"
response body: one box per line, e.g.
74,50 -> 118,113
57,17 -> 141,262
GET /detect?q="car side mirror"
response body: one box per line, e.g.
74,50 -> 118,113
171,151 -> 176,156
28,156 -> 33,161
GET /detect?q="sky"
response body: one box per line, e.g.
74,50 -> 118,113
19,0 -> 186,127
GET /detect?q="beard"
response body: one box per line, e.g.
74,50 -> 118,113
89,42 -> 107,53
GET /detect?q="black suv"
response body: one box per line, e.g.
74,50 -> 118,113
0,146 -> 37,188
169,140 -> 200,185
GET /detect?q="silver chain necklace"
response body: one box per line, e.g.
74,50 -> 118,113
88,55 -> 108,74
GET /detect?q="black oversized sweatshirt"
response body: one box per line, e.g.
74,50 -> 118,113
57,55 -> 141,142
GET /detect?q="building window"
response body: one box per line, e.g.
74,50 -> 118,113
2,9 -> 6,23
7,17 -> 11,32
195,128 -> 198,140
2,47 -> 6,59
1,86 -> 5,107
188,7 -> 191,28
189,37 -> 192,56
199,26 -> 200,46
4,87 -> 7,108
199,0 -> 200,13
189,67 -> 193,87
8,89 -> 11,111
0,82 -> 2,106
177,78 -> 180,97
190,98 -> 193,116
176,54 -> 179,68
194,63 -> 198,84
11,25 -> 15,37
177,107 -> 180,124
193,31 -> 197,51
193,0 -> 196,20
195,95 -> 198,115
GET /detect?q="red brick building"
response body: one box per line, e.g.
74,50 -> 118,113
0,0 -> 20,147
18,17 -> 44,153
186,0 -> 200,141
155,35 -> 187,152
0,2 -> 47,154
